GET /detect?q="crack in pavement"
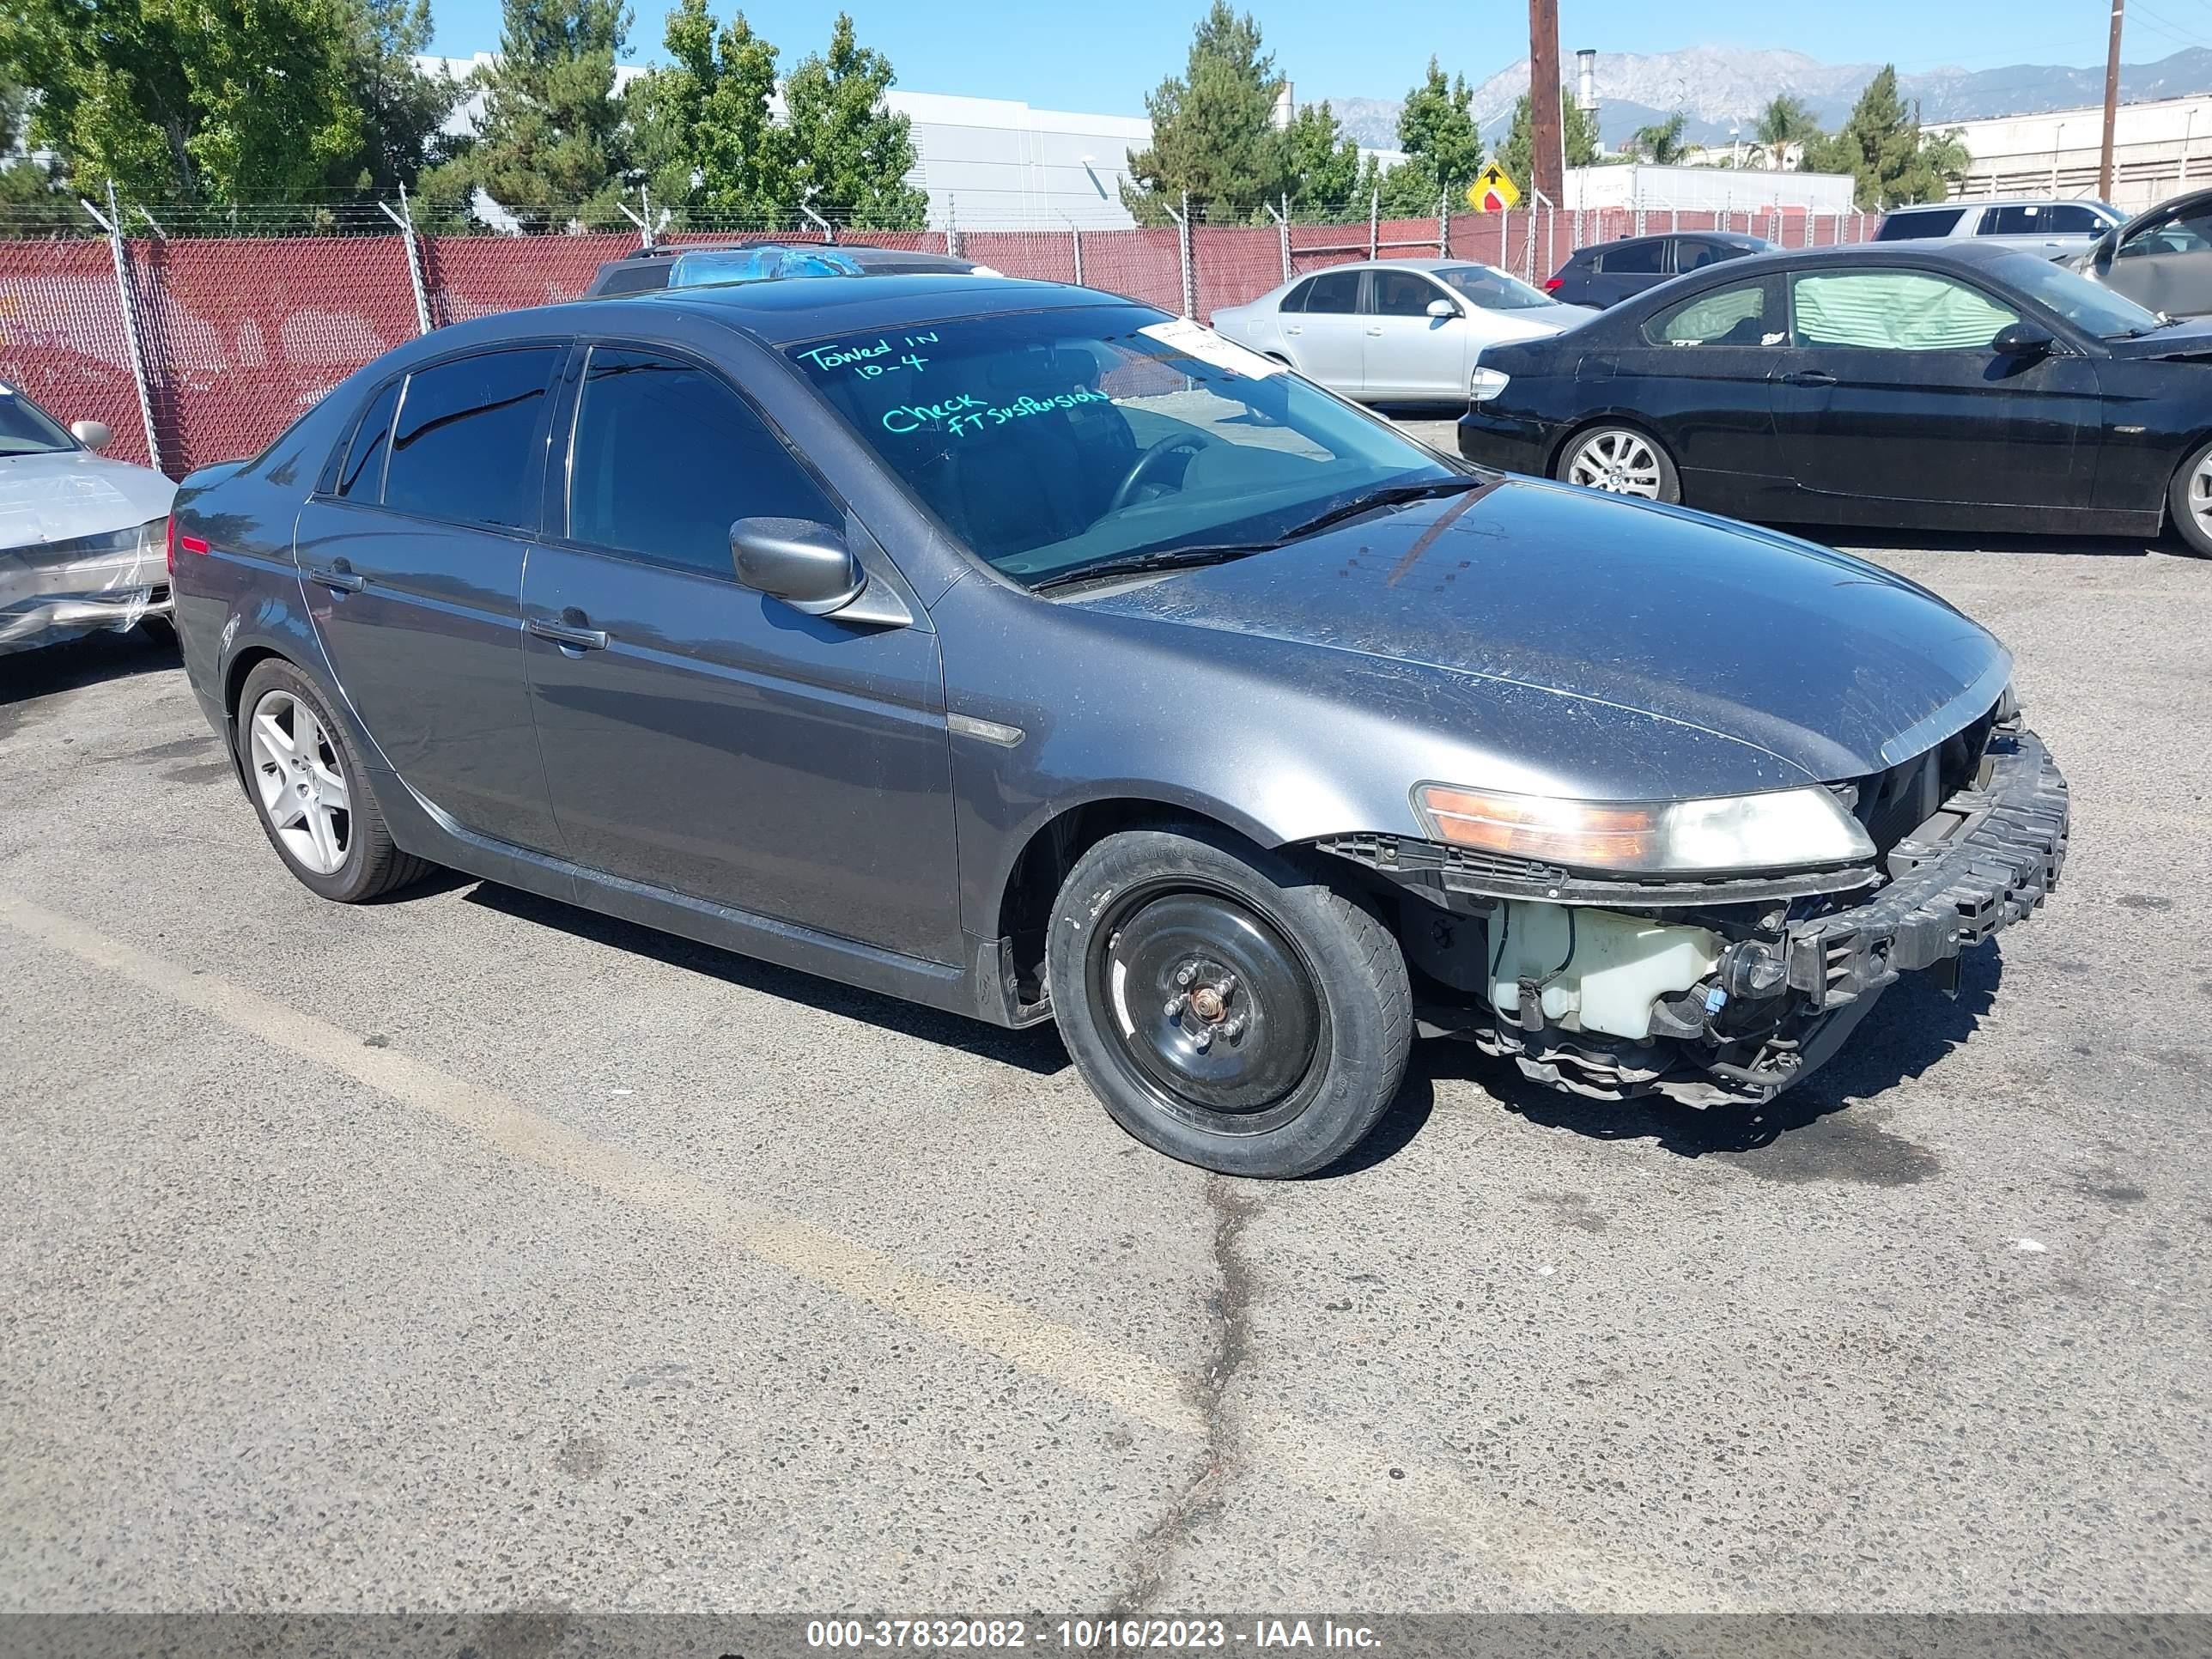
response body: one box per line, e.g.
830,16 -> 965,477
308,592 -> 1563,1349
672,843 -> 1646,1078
1107,1175 -> 1263,1617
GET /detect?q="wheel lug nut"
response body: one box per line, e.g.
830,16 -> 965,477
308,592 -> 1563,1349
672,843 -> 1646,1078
1176,963 -> 1197,986
1191,1029 -> 1213,1053
1164,994 -> 1187,1018
1221,1016 -> 1246,1041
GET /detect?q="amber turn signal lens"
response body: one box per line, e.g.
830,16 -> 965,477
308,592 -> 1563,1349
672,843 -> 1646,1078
1414,786 -> 1656,866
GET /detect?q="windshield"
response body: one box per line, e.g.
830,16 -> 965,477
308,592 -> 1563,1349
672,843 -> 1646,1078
1434,264 -> 1557,311
0,385 -> 80,458
787,304 -> 1456,586
1990,250 -> 2164,337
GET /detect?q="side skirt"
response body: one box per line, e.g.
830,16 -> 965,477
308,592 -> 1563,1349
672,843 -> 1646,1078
370,764 -> 1042,1030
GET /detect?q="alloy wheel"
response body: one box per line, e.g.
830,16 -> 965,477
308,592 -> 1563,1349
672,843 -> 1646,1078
1568,428 -> 1665,498
248,688 -> 351,876
2190,453 -> 2212,540
1085,882 -> 1324,1135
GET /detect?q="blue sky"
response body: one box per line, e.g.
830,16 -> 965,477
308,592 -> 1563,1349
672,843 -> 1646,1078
426,0 -> 2162,109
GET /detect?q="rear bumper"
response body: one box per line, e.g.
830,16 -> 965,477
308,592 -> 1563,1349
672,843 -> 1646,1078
1785,726 -> 2069,1009
1455,410 -> 1557,475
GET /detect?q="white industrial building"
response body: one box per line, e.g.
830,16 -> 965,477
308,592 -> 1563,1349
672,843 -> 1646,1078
1948,94 -> 2212,212
419,57 -> 1403,229
1561,162 -> 1856,215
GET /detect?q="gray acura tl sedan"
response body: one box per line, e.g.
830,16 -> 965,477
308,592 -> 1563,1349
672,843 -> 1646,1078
167,274 -> 2069,1177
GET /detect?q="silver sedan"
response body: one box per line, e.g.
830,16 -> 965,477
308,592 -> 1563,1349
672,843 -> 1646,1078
1,384 -> 174,656
1210,258 -> 1597,404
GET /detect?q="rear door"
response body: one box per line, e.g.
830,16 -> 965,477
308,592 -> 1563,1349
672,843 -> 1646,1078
293,344 -> 564,850
1362,267 -> 1462,399
1590,239 -> 1669,307
520,342 -> 961,963
1768,266 -> 2098,510
1604,275 -> 1790,511
1279,269 -> 1365,391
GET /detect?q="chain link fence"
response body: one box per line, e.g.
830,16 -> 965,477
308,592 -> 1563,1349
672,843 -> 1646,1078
0,194 -> 1879,477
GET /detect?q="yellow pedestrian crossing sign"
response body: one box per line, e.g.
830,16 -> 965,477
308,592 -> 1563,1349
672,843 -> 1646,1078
1468,164 -> 1521,213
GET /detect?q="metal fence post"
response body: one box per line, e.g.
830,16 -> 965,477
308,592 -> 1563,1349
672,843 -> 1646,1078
1437,194 -> 1449,257
1070,222 -> 1083,287
379,183 -> 434,336
1270,194 -> 1291,282
81,182 -> 161,474
1522,204 -> 1535,281
1369,188 -> 1379,260
1170,191 -> 1196,319
946,198 -> 963,258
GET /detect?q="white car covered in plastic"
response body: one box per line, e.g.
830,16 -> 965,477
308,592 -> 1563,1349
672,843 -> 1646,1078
1,383 -> 173,656
1210,258 -> 1598,404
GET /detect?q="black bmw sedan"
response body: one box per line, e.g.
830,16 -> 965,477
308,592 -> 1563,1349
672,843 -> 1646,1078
1457,240 -> 2212,554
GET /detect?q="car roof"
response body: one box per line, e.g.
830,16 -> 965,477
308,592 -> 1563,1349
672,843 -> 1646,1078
429,274 -> 1144,355
1636,240 -> 2053,285
1886,198 -> 2115,216
1574,229 -> 1768,257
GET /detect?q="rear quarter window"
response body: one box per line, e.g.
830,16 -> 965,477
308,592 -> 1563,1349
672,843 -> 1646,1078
1875,208 -> 1968,240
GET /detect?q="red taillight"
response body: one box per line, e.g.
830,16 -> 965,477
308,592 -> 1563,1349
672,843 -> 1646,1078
1543,276 -> 1565,292
180,533 -> 209,555
165,515 -> 177,574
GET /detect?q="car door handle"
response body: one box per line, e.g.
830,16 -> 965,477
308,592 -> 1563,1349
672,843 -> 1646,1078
527,614 -> 609,650
1779,369 -> 1838,387
1364,326 -> 1385,336
307,559 -> 365,593
1285,324 -> 1302,335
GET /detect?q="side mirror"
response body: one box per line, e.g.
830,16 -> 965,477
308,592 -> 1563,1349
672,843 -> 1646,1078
1425,298 -> 1459,319
71,419 -> 112,452
1992,321 -> 2056,357
730,516 -> 865,616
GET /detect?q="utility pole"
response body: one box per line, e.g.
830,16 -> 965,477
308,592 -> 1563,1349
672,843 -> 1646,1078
2100,0 -> 2126,201
1528,0 -> 1565,207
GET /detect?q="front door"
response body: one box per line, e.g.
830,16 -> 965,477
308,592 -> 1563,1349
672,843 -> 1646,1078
1769,267 -> 2097,510
1280,267 -> 1365,392
294,344 -> 564,851
1362,266 -> 1462,400
2101,200 -> 2212,317
521,344 -> 962,965
1602,275 -> 1790,514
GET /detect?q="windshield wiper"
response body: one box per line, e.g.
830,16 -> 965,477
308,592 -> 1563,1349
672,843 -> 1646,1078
1028,544 -> 1273,592
1028,475 -> 1486,594
1268,474 -> 1488,542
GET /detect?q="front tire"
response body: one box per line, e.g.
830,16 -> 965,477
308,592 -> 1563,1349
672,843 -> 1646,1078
1046,825 -> 1412,1178
1556,423 -> 1681,504
2166,437 -> 2212,556
236,659 -> 431,902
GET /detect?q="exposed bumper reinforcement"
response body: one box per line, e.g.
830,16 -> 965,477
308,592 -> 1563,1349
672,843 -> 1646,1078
1784,726 -> 2069,1011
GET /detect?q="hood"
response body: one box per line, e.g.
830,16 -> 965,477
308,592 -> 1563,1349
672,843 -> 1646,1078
2102,314 -> 2212,360
1072,477 -> 2009,783
0,449 -> 175,549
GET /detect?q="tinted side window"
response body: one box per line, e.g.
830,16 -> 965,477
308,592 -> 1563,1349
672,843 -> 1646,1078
335,379 -> 401,500
1675,240 -> 1732,272
384,348 -> 560,530
2046,204 -> 2106,234
1280,278 -> 1314,313
1875,208 -> 1966,240
1598,240 -> 1666,275
567,347 -> 836,578
1372,270 -> 1447,316
1303,270 -> 1362,313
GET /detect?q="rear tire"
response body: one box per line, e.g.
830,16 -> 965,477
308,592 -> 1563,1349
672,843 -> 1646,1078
2166,437 -> 2212,557
1046,824 -> 1413,1178
1555,423 -> 1682,504
235,659 -> 432,903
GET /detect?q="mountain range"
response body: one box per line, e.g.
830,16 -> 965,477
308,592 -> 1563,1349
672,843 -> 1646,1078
1324,44 -> 2212,151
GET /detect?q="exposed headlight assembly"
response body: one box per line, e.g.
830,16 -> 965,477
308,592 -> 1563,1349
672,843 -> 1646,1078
1412,782 -> 1875,875
1468,367 -> 1511,403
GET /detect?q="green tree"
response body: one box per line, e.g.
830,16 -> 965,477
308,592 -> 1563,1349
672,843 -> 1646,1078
1631,110 -> 1688,165
1497,87 -> 1601,198
0,76 -> 76,228
420,0 -> 631,230
1802,65 -> 1963,208
1752,93 -> 1815,167
629,0 -> 789,221
1282,99 -> 1361,217
781,12 -> 926,228
335,0 -> 465,197
0,0 -> 366,201
1121,2 -> 1285,224
1378,58 -> 1480,216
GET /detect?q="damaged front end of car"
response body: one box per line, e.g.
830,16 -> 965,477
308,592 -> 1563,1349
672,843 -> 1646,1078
1316,697 -> 2069,1105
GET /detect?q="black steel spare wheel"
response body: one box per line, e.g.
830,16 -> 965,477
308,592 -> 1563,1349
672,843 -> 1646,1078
1045,824 -> 1414,1177
1088,884 -> 1324,1131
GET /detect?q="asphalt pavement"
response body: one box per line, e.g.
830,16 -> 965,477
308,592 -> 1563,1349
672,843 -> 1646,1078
2,507 -> 2209,1617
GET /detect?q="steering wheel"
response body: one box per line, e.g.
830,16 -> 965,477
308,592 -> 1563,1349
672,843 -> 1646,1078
1107,434 -> 1206,514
